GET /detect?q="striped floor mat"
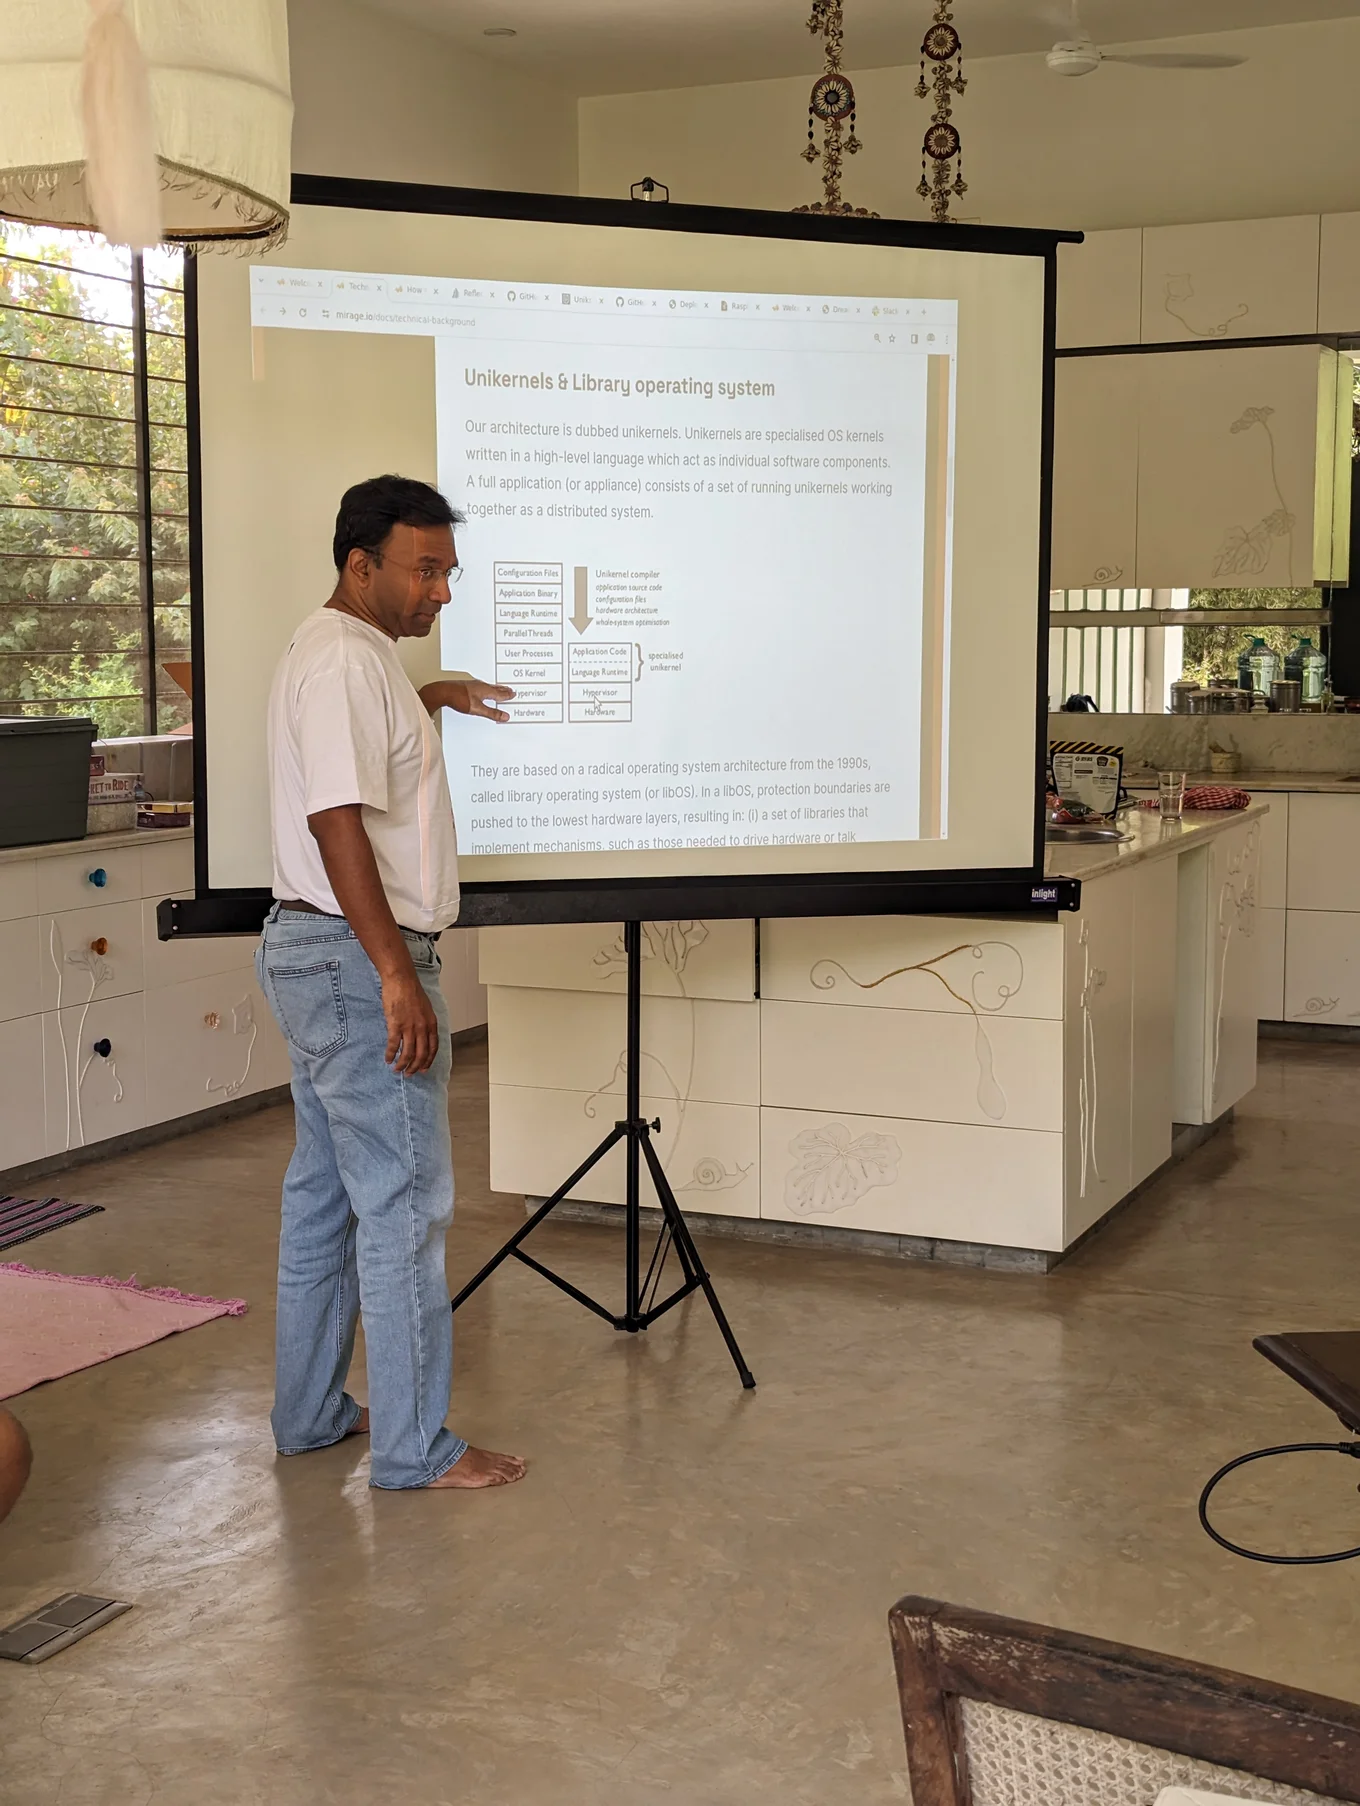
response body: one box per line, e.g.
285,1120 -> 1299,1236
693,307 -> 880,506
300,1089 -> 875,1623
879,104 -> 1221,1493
0,1196 -> 105,1252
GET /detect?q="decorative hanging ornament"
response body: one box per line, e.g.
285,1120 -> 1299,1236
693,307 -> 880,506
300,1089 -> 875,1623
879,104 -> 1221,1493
794,1 -> 878,219
916,1 -> 967,224
0,0 -> 292,252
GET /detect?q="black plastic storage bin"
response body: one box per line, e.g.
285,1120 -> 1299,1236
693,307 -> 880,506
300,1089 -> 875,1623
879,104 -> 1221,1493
0,716 -> 96,849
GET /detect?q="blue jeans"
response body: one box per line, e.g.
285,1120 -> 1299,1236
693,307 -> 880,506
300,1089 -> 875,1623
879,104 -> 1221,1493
256,905 -> 467,1489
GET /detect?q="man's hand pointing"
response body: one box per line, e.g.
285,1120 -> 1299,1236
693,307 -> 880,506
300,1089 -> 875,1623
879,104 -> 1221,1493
420,678 -> 515,723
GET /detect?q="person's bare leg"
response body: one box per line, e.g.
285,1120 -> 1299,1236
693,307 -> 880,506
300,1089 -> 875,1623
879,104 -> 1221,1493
420,1446 -> 526,1490
0,1406 -> 32,1525
346,1407 -> 369,1438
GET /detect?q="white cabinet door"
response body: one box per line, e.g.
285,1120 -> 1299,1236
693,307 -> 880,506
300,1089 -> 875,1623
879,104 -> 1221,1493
1129,857 -> 1178,1190
138,836 -> 194,898
39,900 -> 145,1011
1136,345 -> 1349,589
1207,818 -> 1261,1121
436,927 -> 486,1035
0,1016 -> 47,1172
1056,229 -> 1142,349
760,913 -> 1064,1020
489,1083 -> 760,1218
143,971 -> 289,1126
0,917 -> 42,1025
479,919 -> 755,1000
1284,910 -> 1360,1025
1175,819 -> 1262,1123
141,893 -> 256,989
1063,872 -> 1133,1242
1256,792 -> 1289,910
759,1105 -> 1064,1253
1319,212 -> 1360,334
487,987 -> 760,1106
35,845 -> 141,913
1141,216 -> 1320,343
1258,906 -> 1286,1022
42,992 -> 147,1155
760,998 -> 1063,1132
1286,793 -> 1360,912
1051,355 -> 1140,590
0,860 -> 38,924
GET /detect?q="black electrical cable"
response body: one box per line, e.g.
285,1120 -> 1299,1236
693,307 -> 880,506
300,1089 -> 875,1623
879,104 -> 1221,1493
1198,1440 -> 1360,1564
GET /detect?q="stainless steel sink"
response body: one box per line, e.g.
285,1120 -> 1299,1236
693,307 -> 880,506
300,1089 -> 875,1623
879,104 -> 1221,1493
1044,824 -> 1131,844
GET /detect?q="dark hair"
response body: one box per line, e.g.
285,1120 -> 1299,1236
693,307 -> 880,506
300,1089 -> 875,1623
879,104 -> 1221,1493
332,474 -> 465,571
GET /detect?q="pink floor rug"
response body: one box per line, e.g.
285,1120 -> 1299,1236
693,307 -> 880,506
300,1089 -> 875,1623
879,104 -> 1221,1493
0,1263 -> 247,1400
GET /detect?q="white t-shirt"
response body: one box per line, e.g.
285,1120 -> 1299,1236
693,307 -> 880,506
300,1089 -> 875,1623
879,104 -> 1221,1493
267,608 -> 460,932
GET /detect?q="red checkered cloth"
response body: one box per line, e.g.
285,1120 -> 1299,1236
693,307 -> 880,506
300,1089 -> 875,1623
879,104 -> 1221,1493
1139,785 -> 1251,811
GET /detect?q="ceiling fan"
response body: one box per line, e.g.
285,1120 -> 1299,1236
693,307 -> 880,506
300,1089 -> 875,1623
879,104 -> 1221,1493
1044,2 -> 1248,77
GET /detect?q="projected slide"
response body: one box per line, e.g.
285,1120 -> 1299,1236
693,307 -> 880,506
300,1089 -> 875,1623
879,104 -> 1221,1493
250,269 -> 956,857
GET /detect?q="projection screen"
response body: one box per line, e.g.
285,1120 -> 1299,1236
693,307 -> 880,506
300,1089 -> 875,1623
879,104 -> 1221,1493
183,179 -> 1074,930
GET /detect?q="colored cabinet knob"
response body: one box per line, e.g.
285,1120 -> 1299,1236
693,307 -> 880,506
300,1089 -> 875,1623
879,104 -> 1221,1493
89,937 -> 108,956
87,868 -> 108,888
92,1038 -> 112,1058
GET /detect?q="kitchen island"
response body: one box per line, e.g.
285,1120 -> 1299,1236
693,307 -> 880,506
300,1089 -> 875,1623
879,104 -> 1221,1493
478,803 -> 1266,1271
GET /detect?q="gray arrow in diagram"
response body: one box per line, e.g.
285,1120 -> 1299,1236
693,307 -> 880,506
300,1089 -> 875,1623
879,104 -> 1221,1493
571,566 -> 591,633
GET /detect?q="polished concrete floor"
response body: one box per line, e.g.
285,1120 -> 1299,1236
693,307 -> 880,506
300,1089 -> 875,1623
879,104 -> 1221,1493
3,1038 -> 1360,1804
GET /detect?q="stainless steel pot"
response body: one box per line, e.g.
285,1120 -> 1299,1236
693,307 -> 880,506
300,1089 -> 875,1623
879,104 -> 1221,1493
1271,678 -> 1303,713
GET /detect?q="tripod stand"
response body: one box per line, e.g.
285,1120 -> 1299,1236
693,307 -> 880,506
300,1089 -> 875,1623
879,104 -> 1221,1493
451,921 -> 755,1389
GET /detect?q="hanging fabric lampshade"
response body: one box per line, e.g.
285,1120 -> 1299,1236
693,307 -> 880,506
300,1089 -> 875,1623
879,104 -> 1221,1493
0,0 -> 292,252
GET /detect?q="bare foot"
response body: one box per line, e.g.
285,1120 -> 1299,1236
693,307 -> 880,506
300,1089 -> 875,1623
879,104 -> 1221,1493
420,1445 -> 527,1490
345,1407 -> 370,1439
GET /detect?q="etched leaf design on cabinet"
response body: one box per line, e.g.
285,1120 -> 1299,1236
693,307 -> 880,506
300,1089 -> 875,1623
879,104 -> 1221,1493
784,1122 -> 902,1218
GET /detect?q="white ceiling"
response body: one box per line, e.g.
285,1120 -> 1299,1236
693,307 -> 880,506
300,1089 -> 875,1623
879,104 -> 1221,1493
355,0 -> 1360,95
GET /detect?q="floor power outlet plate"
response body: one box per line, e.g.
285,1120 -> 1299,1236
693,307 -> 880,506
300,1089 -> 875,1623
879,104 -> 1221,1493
0,1593 -> 133,1663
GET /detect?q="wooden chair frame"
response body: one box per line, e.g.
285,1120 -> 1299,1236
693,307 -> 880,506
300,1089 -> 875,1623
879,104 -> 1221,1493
889,1595 -> 1360,1806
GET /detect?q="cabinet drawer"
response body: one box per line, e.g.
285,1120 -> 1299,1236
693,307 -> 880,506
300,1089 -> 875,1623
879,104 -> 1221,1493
144,972 -> 289,1126
1286,794 -> 1360,912
39,900 -> 144,1011
759,1105 -> 1063,1251
1284,910 -> 1360,1024
1056,229 -> 1142,350
489,1083 -> 759,1218
0,917 -> 42,1024
139,836 -> 194,899
479,919 -> 755,1000
0,859 -> 38,924
487,987 -> 759,1106
35,845 -> 141,913
43,993 -> 146,1155
761,915 -> 1063,1020
760,998 -> 1062,1131
1141,216 -> 1320,342
142,893 -> 256,990
0,1015 -> 47,1172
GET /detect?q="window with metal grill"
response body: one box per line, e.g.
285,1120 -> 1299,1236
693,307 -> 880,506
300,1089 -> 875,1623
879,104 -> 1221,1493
0,224 -> 189,738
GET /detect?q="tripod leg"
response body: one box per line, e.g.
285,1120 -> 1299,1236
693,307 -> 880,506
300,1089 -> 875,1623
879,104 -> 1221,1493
639,1128 -> 756,1390
451,1121 -> 628,1312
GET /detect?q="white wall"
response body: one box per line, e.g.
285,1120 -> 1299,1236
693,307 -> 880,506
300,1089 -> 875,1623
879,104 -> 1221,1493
579,17 -> 1360,231
288,0 -> 577,195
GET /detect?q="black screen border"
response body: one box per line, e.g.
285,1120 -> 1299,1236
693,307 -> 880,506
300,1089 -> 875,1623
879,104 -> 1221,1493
174,174 -> 1080,936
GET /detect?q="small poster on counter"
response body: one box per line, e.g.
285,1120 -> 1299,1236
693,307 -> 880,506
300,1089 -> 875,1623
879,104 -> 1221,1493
1049,741 -> 1124,820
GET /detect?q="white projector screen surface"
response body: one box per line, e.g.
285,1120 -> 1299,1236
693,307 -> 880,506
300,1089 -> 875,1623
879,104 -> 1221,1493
197,200 -> 1048,897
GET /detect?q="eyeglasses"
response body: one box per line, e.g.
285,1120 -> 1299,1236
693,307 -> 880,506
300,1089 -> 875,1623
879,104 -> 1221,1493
365,550 -> 463,585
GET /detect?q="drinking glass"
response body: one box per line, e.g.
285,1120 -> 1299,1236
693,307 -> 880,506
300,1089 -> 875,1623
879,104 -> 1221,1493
1159,771 -> 1187,819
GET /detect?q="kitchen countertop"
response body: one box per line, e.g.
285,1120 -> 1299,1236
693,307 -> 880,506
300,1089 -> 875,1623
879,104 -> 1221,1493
0,825 -> 192,868
1044,799 -> 1269,882
1128,770 -> 1360,794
